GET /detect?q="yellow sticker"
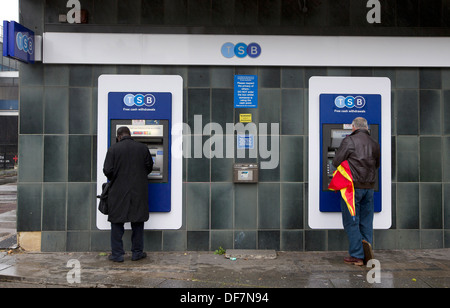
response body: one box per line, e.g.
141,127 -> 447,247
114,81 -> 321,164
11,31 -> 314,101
239,114 -> 252,123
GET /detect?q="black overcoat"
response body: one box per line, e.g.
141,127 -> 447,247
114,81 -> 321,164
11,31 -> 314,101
103,136 -> 153,223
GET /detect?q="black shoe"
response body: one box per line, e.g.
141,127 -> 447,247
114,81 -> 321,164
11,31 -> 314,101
132,252 -> 147,261
108,254 -> 124,263
362,240 -> 374,265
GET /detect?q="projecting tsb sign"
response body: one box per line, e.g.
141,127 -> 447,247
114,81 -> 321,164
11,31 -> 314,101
16,32 -> 34,55
2,21 -> 35,64
221,42 -> 262,59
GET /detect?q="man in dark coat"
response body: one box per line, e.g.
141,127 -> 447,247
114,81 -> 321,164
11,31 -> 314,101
103,126 -> 153,262
333,117 -> 380,266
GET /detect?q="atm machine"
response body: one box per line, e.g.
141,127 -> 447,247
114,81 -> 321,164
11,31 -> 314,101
308,77 -> 391,230
321,120 -> 380,213
109,119 -> 171,212
319,94 -> 382,214
107,92 -> 173,213
97,75 -> 183,230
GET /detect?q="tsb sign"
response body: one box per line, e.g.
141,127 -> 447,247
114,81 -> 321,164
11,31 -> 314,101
335,96 -> 366,109
2,21 -> 35,64
16,32 -> 33,55
123,94 -> 156,107
221,42 -> 262,59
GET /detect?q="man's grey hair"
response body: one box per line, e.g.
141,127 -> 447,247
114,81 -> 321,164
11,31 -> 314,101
352,117 -> 369,130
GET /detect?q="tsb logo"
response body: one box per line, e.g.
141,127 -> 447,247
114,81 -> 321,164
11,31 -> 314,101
123,94 -> 156,107
16,32 -> 33,55
221,42 -> 262,58
335,96 -> 366,109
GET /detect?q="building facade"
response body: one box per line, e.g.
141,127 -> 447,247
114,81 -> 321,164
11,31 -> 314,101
16,0 -> 450,252
0,27 -> 19,171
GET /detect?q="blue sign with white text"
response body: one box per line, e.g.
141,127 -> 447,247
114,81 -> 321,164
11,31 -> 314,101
2,21 -> 35,64
234,75 -> 258,108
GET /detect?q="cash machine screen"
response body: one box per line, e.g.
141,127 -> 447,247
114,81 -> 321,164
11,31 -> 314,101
110,119 -> 169,183
330,129 -> 351,148
325,128 -> 353,184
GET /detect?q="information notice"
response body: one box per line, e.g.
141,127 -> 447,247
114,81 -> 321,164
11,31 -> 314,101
234,75 -> 258,108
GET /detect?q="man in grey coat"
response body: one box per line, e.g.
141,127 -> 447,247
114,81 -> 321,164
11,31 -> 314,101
103,126 -> 153,262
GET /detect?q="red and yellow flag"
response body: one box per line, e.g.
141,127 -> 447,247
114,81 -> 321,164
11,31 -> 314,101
328,160 -> 356,218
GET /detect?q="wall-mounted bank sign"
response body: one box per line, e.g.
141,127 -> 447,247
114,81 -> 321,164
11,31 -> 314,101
221,42 -> 262,59
2,21 -> 35,64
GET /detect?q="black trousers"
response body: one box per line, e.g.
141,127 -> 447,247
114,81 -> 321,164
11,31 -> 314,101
111,222 -> 144,259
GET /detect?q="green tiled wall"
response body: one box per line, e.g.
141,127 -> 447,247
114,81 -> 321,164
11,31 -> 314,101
17,64 -> 450,252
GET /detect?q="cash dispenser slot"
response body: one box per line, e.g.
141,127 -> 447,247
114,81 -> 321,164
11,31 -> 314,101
138,137 -> 165,181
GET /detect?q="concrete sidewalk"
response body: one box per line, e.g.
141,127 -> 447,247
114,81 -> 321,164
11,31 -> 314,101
0,248 -> 449,288
0,183 -> 16,250
0,170 -> 17,186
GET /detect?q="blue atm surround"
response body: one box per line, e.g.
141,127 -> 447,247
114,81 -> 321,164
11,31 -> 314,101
319,93 -> 382,213
108,92 -> 172,212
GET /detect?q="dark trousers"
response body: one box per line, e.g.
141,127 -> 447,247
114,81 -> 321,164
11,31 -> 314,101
111,222 -> 145,259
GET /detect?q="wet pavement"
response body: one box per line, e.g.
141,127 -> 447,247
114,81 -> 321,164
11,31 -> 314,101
0,183 -> 17,249
0,170 -> 17,186
0,248 -> 449,288
0,179 -> 449,289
